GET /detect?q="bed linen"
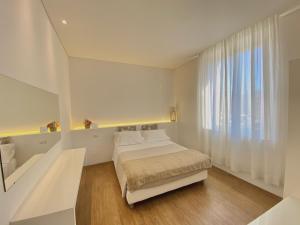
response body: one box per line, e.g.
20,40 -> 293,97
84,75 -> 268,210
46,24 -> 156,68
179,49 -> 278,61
113,141 -> 211,196
121,147 -> 211,191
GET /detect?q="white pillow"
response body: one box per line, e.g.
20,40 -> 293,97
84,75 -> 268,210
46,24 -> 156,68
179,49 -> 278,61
141,129 -> 170,142
114,131 -> 144,146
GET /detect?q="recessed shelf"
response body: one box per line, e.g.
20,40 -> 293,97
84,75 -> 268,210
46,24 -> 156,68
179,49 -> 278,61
0,129 -> 61,138
72,120 -> 172,131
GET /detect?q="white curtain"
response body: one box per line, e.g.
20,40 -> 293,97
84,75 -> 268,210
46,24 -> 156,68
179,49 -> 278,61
197,15 -> 286,186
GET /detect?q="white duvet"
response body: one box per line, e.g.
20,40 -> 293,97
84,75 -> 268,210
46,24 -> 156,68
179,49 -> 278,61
113,140 -> 188,196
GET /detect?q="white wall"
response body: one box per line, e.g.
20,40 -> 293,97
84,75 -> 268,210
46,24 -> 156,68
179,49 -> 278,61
71,123 -> 178,165
281,10 -> 300,198
284,59 -> 300,198
173,59 -> 201,150
69,57 -> 174,128
0,75 -> 59,134
69,57 -> 177,165
0,1 -> 71,225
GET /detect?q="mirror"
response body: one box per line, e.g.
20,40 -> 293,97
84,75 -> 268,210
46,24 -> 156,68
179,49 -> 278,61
0,74 -> 61,191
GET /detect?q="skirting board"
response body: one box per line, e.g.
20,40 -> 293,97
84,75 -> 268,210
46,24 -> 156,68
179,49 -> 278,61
213,163 -> 283,197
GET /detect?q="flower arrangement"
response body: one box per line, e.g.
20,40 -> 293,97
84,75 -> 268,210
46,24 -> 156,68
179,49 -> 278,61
84,119 -> 92,129
47,121 -> 60,132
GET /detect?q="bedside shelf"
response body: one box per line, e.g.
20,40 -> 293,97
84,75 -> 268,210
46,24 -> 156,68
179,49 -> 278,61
71,120 -> 172,131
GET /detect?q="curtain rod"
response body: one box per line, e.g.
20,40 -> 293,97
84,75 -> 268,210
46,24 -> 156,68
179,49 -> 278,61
279,4 -> 300,18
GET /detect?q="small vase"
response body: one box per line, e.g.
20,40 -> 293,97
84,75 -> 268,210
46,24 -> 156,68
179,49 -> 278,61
49,127 -> 57,132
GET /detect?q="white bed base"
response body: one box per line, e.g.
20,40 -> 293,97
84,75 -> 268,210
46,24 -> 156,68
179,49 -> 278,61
126,170 -> 208,205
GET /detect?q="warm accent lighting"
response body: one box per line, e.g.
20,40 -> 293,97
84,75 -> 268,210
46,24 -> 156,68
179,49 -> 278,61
0,128 -> 61,138
61,19 -> 68,25
170,107 -> 177,122
72,120 -> 171,131
0,130 -> 40,138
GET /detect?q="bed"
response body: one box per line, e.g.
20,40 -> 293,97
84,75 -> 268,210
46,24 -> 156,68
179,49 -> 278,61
112,126 -> 212,206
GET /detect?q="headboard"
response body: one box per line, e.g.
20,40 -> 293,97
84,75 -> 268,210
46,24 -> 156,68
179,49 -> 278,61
141,124 -> 158,130
117,126 -> 137,132
116,124 -> 158,131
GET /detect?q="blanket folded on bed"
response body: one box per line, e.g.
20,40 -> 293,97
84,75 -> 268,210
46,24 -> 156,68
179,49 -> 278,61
120,149 -> 212,191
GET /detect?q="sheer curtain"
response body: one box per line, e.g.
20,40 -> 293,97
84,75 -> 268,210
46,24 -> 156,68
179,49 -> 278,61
197,15 -> 286,186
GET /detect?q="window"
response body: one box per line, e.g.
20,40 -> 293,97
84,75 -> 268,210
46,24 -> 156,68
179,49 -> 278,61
201,47 -> 265,141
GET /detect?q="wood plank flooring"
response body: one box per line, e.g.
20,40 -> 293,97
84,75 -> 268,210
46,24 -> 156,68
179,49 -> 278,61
76,162 -> 281,225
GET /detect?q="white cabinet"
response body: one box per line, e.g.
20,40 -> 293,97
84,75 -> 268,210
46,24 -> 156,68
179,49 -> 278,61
248,197 -> 300,225
10,148 -> 86,225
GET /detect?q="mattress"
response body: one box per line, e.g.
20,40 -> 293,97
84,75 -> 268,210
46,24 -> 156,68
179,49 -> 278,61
113,140 -> 210,197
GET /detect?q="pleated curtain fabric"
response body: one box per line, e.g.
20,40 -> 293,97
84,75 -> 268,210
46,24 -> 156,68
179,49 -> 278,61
197,15 -> 286,186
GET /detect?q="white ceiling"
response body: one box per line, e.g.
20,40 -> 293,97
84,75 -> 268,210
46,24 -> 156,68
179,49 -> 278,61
42,0 -> 297,69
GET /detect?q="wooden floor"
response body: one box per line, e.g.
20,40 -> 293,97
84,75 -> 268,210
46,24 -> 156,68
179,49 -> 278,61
76,162 -> 281,225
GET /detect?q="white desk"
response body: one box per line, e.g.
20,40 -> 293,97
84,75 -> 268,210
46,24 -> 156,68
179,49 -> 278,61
10,148 -> 86,225
248,197 -> 300,225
